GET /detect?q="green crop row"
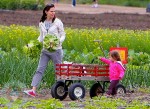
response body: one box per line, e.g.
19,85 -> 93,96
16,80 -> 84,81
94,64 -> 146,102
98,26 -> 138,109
0,50 -> 55,88
64,28 -> 150,54
0,96 -> 149,108
1,25 -> 150,55
0,0 -> 44,10
1,50 -> 150,88
0,25 -> 150,88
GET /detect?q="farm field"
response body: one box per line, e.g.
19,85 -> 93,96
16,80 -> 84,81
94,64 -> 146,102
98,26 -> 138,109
0,87 -> 150,108
0,3 -> 150,109
0,4 -> 150,30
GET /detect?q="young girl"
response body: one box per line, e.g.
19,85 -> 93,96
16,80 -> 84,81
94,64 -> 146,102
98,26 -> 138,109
99,50 -> 126,96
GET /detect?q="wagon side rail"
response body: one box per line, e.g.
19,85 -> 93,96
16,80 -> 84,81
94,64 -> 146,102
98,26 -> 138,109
55,64 -> 109,81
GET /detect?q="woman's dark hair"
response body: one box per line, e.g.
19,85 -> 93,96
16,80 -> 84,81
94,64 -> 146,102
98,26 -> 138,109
110,50 -> 121,61
40,4 -> 56,23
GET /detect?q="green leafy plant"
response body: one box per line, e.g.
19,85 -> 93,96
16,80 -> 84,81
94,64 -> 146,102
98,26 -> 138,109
3,80 -> 26,92
22,98 -> 64,109
23,40 -> 42,58
84,96 -> 149,109
43,34 -> 59,52
0,48 -> 6,58
0,97 -> 9,105
0,0 -> 44,10
0,97 -> 64,109
128,50 -> 150,66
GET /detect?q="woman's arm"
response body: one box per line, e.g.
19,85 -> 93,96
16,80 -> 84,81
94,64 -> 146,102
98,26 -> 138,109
57,20 -> 66,43
38,23 -> 44,42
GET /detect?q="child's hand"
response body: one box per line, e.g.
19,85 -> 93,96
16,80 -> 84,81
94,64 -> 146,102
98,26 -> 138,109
119,77 -> 122,80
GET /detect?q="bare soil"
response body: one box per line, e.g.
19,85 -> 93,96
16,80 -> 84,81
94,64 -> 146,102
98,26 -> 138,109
0,4 -> 150,30
0,88 -> 150,108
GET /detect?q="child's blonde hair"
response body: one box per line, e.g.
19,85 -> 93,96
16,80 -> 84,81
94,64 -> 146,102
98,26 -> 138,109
109,50 -> 121,61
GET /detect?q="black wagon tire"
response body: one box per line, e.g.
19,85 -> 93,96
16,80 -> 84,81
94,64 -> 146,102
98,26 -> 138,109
68,83 -> 85,100
51,81 -> 65,98
116,84 -> 126,95
51,81 -> 63,98
89,83 -> 103,98
51,81 -> 68,101
51,83 -> 55,98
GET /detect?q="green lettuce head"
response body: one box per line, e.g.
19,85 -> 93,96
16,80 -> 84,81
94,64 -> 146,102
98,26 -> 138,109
43,34 -> 59,52
23,40 -> 42,58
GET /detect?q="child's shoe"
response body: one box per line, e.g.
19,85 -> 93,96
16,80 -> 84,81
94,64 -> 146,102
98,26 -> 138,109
24,90 -> 36,97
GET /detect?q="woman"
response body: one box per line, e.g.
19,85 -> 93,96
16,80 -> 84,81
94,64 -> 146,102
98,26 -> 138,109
24,4 -> 66,97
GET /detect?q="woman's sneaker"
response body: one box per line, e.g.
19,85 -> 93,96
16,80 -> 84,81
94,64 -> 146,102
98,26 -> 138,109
24,90 -> 36,97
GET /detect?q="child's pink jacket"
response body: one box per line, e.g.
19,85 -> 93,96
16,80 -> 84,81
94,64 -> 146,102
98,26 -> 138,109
100,57 -> 126,81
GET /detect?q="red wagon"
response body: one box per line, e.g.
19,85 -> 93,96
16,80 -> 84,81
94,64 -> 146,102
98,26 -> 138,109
51,63 -> 126,101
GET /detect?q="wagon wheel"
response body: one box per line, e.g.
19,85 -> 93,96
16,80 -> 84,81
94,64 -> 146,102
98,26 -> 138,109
116,84 -> 126,96
51,81 -> 68,101
68,83 -> 85,100
89,83 -> 103,98
51,81 -> 65,98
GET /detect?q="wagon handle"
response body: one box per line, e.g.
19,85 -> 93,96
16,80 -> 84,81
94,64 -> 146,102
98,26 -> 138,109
94,40 -> 106,58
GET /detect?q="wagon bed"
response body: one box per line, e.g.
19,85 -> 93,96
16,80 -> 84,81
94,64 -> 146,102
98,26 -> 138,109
51,63 -> 126,101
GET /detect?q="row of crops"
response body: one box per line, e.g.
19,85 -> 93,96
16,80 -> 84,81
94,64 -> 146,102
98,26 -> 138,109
0,25 -> 150,89
1,96 -> 150,108
0,0 -> 149,10
0,0 -> 44,10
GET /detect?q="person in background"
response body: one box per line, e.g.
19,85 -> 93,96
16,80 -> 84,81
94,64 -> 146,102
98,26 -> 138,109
72,0 -> 76,7
92,0 -> 99,8
24,4 -> 66,97
99,50 -> 126,97
53,0 -> 59,4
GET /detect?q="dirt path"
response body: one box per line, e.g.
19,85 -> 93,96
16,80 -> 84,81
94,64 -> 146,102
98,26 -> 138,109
54,3 -> 148,14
